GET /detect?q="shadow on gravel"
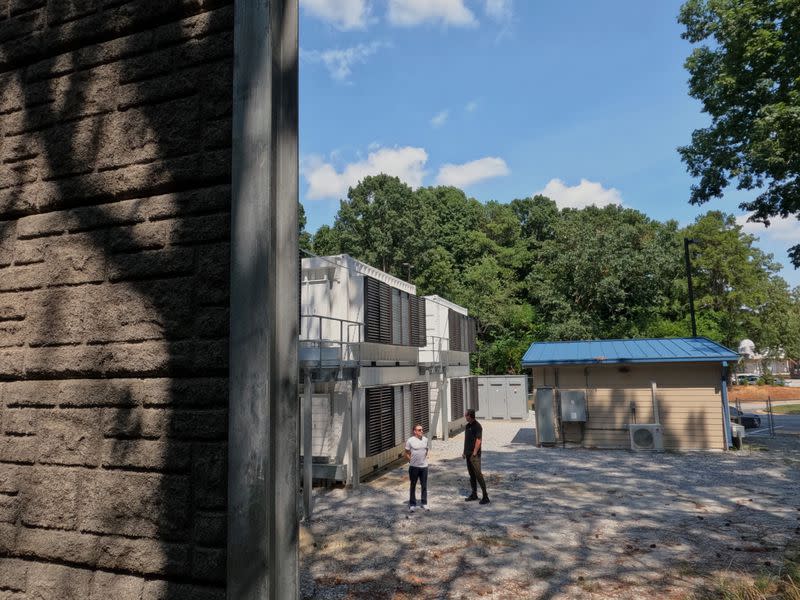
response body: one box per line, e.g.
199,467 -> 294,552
302,423 -> 800,599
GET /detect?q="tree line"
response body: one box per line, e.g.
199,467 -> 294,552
300,174 -> 800,374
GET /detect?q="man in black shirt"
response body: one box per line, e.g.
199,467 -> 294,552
462,409 -> 490,504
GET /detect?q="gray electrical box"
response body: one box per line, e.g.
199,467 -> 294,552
560,390 -> 587,422
535,387 -> 557,446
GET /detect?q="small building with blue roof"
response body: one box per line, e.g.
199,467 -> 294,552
521,337 -> 739,451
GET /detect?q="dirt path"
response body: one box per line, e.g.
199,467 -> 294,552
300,421 -> 800,599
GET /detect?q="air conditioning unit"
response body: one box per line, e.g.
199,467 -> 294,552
629,424 -> 664,451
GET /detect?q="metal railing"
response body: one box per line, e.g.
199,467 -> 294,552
299,314 -> 363,368
420,334 -> 449,366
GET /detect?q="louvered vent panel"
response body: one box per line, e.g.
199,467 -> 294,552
411,382 -> 430,434
416,296 -> 427,347
465,317 -> 476,352
379,281 -> 393,344
365,386 -> 395,456
409,295 -> 420,347
469,377 -> 479,412
450,378 -> 464,419
364,277 -> 382,343
448,310 -> 462,352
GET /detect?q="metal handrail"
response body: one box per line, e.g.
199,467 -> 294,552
299,314 -> 363,367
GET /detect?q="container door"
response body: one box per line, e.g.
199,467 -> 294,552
507,380 -> 526,419
489,382 -> 506,419
476,378 -> 488,419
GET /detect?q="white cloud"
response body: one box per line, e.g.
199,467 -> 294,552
465,100 -> 478,112
301,42 -> 386,81
304,146 -> 429,199
388,0 -> 477,27
484,0 -> 512,22
737,215 -> 800,242
535,178 -> 623,209
435,157 -> 510,187
301,0 -> 370,29
430,110 -> 449,128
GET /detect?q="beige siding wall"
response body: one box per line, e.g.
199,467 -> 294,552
533,363 -> 726,450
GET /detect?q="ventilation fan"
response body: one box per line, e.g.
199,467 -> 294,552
629,424 -> 663,451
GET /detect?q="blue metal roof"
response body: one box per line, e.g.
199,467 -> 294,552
521,337 -> 739,367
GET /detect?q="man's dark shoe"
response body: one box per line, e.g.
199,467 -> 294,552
464,494 -> 478,502
479,497 -> 491,505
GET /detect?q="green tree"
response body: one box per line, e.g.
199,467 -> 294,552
525,205 -> 682,340
298,202 -> 312,253
678,0 -> 800,266
311,224 -> 339,256
682,211 -> 785,348
327,175 -> 435,278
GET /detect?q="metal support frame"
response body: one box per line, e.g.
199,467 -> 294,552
440,374 -> 449,441
719,362 -> 733,449
766,395 -> 776,437
650,382 -> 660,425
350,376 -> 360,490
228,0 -> 299,598
303,371 -> 313,519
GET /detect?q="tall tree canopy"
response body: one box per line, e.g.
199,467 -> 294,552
306,177 -> 800,374
678,0 -> 800,266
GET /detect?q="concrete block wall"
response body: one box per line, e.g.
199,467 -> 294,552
0,1 -> 232,597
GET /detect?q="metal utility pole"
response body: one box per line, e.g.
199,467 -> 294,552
402,262 -> 413,283
684,238 -> 698,337
229,0 -> 299,598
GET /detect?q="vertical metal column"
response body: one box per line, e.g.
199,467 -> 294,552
767,395 -> 775,437
350,376 -> 360,490
719,363 -> 733,449
229,0 -> 298,598
440,374 -> 449,441
303,371 -> 313,519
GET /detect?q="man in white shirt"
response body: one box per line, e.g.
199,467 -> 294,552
404,424 -> 430,511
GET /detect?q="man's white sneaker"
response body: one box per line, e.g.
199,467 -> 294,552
422,505 -> 430,511
409,505 -> 417,512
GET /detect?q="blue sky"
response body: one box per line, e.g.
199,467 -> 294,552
299,0 -> 800,287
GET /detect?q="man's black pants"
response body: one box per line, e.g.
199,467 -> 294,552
466,455 -> 488,497
409,465 -> 428,506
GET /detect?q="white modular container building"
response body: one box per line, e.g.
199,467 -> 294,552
300,255 -> 431,483
420,295 -> 478,439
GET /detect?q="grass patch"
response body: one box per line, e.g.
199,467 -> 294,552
676,560 -> 705,578
772,404 -> 800,415
691,544 -> 800,600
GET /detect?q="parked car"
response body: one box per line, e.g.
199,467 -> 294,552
735,374 -> 760,385
729,407 -> 761,429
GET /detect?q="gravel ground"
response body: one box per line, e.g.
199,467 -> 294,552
300,421 -> 800,599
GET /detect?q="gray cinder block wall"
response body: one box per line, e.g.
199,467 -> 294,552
0,2 -> 233,598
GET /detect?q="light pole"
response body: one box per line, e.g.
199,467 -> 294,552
684,237 -> 698,337
402,262 -> 413,284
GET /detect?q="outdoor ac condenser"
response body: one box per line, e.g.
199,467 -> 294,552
629,424 -> 664,451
